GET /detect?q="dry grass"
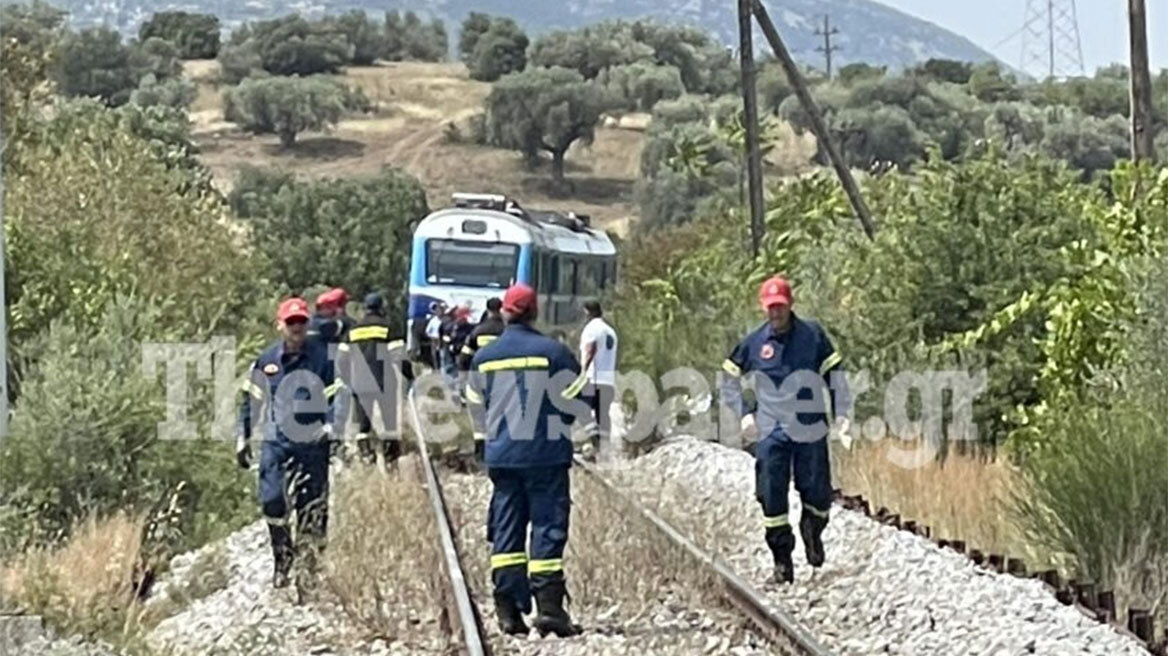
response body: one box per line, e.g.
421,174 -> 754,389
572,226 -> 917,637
0,512 -> 147,641
322,461 -> 448,645
832,440 -> 1035,561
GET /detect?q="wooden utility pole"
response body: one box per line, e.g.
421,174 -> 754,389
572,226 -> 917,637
1128,0 -> 1156,162
739,0 -> 766,256
751,0 -> 876,239
815,15 -> 840,79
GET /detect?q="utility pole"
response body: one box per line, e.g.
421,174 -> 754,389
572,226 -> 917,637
0,109 -> 7,439
751,0 -> 876,240
814,14 -> 840,79
1128,0 -> 1156,162
738,0 -> 766,256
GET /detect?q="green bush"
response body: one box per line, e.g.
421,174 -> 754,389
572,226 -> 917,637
1014,258 -> 1168,612
4,99 -> 268,355
0,296 -> 254,555
223,75 -> 347,146
465,18 -> 528,82
227,166 -> 429,322
130,74 -> 196,108
138,11 -> 220,59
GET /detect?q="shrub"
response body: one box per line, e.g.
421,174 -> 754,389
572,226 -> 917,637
138,11 -> 220,59
223,75 -> 347,147
227,166 -> 429,322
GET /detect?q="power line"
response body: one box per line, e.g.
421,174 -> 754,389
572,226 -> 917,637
814,14 -> 840,79
1020,0 -> 1085,79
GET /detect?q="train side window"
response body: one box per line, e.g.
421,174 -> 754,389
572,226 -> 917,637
577,259 -> 598,296
557,258 -> 576,296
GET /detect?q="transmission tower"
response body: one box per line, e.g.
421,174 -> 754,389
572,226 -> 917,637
1020,0 -> 1085,79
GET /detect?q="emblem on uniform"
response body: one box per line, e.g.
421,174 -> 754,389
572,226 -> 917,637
263,363 -> 279,375
760,344 -> 775,360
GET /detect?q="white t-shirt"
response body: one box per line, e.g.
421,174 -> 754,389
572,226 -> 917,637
580,317 -> 618,387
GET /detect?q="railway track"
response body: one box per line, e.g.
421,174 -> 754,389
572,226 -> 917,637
405,387 -> 835,656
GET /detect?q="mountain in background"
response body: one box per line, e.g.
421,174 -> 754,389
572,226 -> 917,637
50,0 -> 1002,70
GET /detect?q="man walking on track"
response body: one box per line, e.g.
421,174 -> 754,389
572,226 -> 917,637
340,292 -> 411,466
237,297 -> 346,592
465,283 -> 585,638
578,301 -> 618,458
720,276 -> 850,584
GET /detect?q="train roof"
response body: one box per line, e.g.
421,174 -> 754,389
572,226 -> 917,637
414,194 -> 616,257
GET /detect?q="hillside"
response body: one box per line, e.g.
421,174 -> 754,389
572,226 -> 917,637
56,0 -> 999,71
187,61 -> 652,234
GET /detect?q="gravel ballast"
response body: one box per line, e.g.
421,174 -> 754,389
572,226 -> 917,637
612,437 -> 1151,656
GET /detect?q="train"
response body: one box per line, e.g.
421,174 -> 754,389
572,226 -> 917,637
406,193 -> 618,352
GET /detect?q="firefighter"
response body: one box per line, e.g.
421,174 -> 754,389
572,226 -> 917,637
465,284 -> 585,638
236,297 -> 346,591
309,287 -> 353,344
719,276 -> 850,584
459,298 -> 505,460
341,292 -> 413,465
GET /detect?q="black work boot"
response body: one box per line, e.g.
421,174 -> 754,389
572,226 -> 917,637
531,580 -> 582,638
356,433 -> 376,465
800,512 -> 828,568
268,523 -> 294,589
493,592 -> 530,636
766,529 -> 796,584
773,549 -> 795,584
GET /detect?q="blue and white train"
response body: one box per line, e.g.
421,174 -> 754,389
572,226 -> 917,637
406,193 -> 618,349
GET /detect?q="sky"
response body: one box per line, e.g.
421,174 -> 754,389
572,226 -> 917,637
874,0 -> 1167,75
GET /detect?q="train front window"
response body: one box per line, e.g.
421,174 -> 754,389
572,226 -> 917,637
425,240 -> 519,288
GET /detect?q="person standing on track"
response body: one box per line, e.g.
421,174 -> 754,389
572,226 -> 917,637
340,292 -> 412,465
236,297 -> 346,591
465,284 -> 585,638
458,297 -> 505,461
720,276 -> 850,584
578,301 -> 618,459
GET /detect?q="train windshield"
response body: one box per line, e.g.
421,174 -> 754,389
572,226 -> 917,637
425,239 -> 518,288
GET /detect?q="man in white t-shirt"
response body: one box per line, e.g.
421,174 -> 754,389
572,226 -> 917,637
579,301 -> 618,456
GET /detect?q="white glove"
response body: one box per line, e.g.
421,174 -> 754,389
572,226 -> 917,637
832,416 -> 853,450
740,414 -> 759,440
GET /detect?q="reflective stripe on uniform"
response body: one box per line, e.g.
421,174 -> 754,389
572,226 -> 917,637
265,516 -> 288,527
349,326 -> 390,342
722,359 -> 742,377
805,505 -> 830,519
472,431 -> 486,442
490,552 -> 528,569
763,514 -> 789,528
387,339 -> 405,349
562,372 -> 588,400
528,558 -> 563,574
461,345 -> 475,356
465,386 -> 483,404
240,376 -> 265,400
324,380 -> 345,398
478,335 -> 498,346
819,351 -> 843,375
478,357 -> 550,373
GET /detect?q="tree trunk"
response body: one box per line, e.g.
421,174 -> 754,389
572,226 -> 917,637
551,149 -> 566,185
279,129 -> 297,148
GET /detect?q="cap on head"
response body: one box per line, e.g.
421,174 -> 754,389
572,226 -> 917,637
277,297 -> 310,322
583,300 -> 602,318
758,276 -> 793,310
364,292 -> 384,311
486,297 -> 503,313
502,284 -> 538,316
316,287 -> 348,310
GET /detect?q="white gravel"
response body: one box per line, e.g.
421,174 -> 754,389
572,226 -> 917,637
614,437 -> 1151,656
145,520 -> 445,656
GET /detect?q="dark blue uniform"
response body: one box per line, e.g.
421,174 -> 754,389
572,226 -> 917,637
308,313 -> 351,345
238,338 -> 345,559
720,314 -> 846,563
465,323 -> 584,615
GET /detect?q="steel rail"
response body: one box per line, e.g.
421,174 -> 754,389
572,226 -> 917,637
407,388 -> 490,656
574,456 -> 836,656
